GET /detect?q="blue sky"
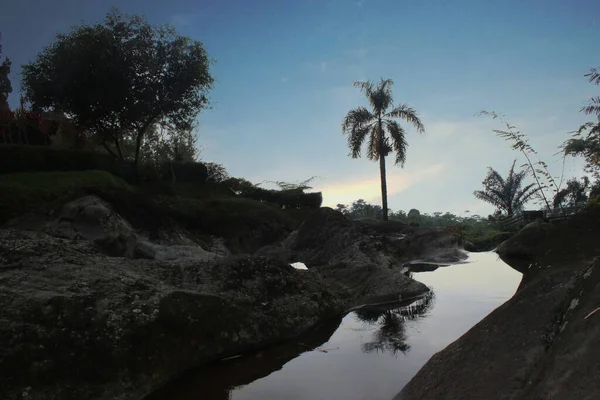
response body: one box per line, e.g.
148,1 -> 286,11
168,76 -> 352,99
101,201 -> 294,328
1,0 -> 598,215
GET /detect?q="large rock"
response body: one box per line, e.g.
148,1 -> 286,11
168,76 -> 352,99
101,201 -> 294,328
272,208 -> 466,304
396,258 -> 600,400
43,195 -> 138,258
497,222 -> 551,261
397,208 -> 600,400
0,229 -> 346,400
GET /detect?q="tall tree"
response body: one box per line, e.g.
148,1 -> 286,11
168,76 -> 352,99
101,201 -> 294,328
553,177 -> 589,208
474,161 -> 538,217
342,78 -> 425,220
21,9 -> 213,166
563,67 -> 600,180
0,36 -> 12,111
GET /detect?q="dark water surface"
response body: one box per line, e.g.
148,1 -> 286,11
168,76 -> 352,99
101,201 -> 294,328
147,252 -> 521,400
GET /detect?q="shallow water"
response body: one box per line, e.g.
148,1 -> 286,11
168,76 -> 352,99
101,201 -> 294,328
147,252 -> 522,400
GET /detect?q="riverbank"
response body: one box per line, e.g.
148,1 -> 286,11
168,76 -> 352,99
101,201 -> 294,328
145,252 -> 521,400
397,205 -> 600,400
0,171 -> 467,400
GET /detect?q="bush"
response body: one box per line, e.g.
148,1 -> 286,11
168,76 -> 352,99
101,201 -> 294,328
171,161 -> 208,183
0,144 -> 136,182
0,170 -> 129,222
241,187 -> 322,209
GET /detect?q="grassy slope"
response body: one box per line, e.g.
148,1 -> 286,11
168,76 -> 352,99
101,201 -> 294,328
0,170 -> 131,222
0,170 -> 307,253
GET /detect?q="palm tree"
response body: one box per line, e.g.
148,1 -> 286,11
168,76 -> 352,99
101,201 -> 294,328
342,78 -> 425,220
582,67 -> 600,120
473,160 -> 538,217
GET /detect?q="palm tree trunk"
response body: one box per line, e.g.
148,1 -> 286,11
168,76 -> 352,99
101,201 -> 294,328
379,154 -> 389,221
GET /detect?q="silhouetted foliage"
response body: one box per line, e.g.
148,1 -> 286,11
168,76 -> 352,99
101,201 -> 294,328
342,78 -> 425,220
0,144 -> 136,182
478,111 -> 563,210
473,160 -> 538,217
563,67 -> 600,182
206,162 -> 231,183
21,9 -> 214,166
338,199 -> 383,219
0,37 -> 12,111
553,177 -> 589,208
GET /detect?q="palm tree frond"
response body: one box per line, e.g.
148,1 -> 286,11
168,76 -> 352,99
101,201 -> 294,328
367,125 -> 380,161
347,125 -> 370,158
342,107 -> 375,132
385,103 -> 425,133
585,67 -> 600,86
385,119 -> 408,166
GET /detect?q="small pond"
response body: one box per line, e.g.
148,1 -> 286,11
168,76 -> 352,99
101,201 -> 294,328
147,252 -> 522,400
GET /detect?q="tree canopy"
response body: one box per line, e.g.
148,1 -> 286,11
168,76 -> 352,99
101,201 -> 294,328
563,67 -> 600,181
0,39 -> 12,111
473,160 -> 538,217
21,9 -> 214,165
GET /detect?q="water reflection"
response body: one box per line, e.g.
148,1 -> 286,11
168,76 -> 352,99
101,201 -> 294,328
356,293 -> 434,356
146,252 -> 521,400
144,317 -> 342,400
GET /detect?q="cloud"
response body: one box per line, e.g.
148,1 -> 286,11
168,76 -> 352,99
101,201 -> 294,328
281,77 -> 289,83
320,61 -> 329,72
315,163 -> 445,207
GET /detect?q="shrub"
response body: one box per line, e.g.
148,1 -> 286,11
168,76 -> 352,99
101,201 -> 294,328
0,144 -> 136,182
0,170 -> 129,222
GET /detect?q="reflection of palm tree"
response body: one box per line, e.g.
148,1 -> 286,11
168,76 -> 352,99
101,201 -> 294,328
356,292 -> 435,356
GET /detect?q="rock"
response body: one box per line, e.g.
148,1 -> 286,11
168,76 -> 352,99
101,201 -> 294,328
153,244 -> 219,262
396,258 -> 600,400
276,208 -> 466,304
0,229 -> 345,400
463,240 -> 476,252
43,195 -> 139,258
398,209 -> 600,400
497,222 -> 551,261
206,236 -> 232,257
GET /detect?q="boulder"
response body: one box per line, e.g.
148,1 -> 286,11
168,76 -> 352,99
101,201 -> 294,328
43,195 -> 138,258
275,208 -> 466,304
0,229 -> 345,400
497,222 -> 551,261
396,258 -> 600,400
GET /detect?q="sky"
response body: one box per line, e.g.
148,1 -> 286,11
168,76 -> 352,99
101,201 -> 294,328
1,0 -> 598,216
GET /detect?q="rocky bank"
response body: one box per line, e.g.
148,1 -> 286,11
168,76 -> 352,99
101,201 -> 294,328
396,207 -> 600,400
0,196 -> 465,400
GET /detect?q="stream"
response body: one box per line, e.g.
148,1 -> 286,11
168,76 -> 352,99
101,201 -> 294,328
147,252 -> 522,400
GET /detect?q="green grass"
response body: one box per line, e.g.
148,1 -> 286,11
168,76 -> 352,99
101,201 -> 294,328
0,170 -> 311,253
0,170 -> 130,222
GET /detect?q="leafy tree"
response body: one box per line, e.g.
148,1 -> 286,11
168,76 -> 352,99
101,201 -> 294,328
342,78 -> 425,220
21,9 -> 214,166
134,123 -> 199,178
205,162 -> 230,183
335,203 -> 348,214
473,160 -> 538,217
553,177 -> 589,208
407,208 -> 421,219
0,37 -> 12,111
563,67 -> 600,181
